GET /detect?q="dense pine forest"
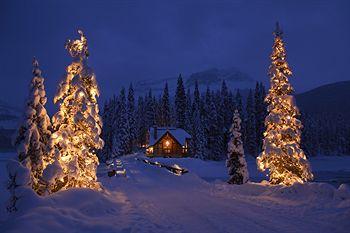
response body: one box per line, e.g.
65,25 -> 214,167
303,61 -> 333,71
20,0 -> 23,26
100,75 -> 350,162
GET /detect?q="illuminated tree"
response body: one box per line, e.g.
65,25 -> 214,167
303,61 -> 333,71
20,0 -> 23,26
227,110 -> 249,184
256,23 -> 313,185
46,30 -> 104,191
14,58 -> 52,194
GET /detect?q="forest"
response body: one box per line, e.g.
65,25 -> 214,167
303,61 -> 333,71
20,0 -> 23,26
100,76 -> 350,162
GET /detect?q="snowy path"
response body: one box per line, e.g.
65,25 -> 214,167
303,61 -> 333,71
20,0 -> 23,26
99,155 -> 350,233
1,153 -> 350,233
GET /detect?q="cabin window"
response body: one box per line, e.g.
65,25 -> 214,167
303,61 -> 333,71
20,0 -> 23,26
146,146 -> 153,154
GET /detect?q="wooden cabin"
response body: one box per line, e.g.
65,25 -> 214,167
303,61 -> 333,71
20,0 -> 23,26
146,127 -> 191,157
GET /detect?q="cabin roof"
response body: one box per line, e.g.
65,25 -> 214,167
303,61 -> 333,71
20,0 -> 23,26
149,127 -> 191,146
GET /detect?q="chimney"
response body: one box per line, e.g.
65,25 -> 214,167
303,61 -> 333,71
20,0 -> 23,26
154,126 -> 157,139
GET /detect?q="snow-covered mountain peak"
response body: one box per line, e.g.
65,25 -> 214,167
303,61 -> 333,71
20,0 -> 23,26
134,67 -> 256,96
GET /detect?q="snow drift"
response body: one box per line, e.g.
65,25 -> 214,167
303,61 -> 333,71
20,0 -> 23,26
1,154 -> 350,233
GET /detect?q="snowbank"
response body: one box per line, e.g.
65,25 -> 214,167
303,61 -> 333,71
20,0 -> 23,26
1,153 -> 350,233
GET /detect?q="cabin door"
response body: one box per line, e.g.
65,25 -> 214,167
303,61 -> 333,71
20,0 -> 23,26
163,139 -> 172,154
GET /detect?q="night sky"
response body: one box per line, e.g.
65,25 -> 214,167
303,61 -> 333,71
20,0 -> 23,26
1,0 -> 349,110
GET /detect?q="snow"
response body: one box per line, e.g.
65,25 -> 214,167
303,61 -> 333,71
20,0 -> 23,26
149,127 -> 191,146
134,67 -> 256,97
1,152 -> 350,233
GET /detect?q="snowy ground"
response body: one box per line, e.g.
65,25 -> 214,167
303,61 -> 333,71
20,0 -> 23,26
1,153 -> 350,233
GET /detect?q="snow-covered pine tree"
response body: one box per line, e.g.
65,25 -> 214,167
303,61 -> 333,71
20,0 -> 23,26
301,113 -> 319,157
235,89 -> 243,115
100,99 -> 114,162
207,96 -> 222,161
185,88 -> 192,133
161,82 -> 171,127
155,95 -> 162,126
228,90 -> 235,124
136,96 -> 147,147
319,116 -> 336,155
214,90 -> 225,158
114,88 -> 129,156
6,160 -> 31,212
170,100 -> 176,127
192,80 -> 201,112
226,110 -> 249,184
190,104 -> 207,159
254,82 -> 266,152
14,58 -> 52,194
335,114 -> 348,155
145,89 -> 155,128
175,74 -> 187,129
203,86 -> 211,125
127,83 -> 136,153
220,80 -> 231,130
245,89 -> 257,157
256,23 -> 313,185
47,30 -> 104,191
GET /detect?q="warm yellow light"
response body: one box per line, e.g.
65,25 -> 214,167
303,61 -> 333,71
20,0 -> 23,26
146,146 -> 154,154
165,140 -> 170,147
256,24 -> 313,186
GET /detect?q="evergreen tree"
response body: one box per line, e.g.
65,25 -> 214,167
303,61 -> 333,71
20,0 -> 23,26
6,161 -> 30,212
127,83 -> 136,153
185,88 -> 192,133
145,89 -> 155,128
301,113 -> 319,157
203,87 -> 212,128
136,96 -> 147,146
245,89 -> 257,156
215,90 -> 225,157
99,100 -> 114,162
190,105 -> 207,159
193,80 -> 201,112
47,30 -> 103,191
226,110 -> 249,184
207,97 -> 222,160
220,80 -> 231,130
227,90 -> 236,127
175,74 -> 187,129
161,82 -> 171,127
235,89 -> 243,115
257,23 -> 313,185
335,114 -> 347,155
254,82 -> 266,152
114,88 -> 129,156
155,95 -> 162,126
14,58 -> 52,194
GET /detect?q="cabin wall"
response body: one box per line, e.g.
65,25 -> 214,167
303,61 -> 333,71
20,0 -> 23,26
148,133 -> 189,157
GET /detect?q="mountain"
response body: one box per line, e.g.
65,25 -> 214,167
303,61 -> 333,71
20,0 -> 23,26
186,67 -> 255,90
134,67 -> 256,96
296,81 -> 350,118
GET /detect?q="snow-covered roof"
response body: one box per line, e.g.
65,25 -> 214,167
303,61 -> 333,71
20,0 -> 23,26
149,127 -> 191,146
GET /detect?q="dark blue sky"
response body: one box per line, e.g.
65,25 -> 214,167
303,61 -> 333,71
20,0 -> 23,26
0,0 -> 349,109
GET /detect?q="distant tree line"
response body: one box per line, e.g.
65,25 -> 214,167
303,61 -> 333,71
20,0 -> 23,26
301,113 -> 350,156
99,74 -> 350,162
